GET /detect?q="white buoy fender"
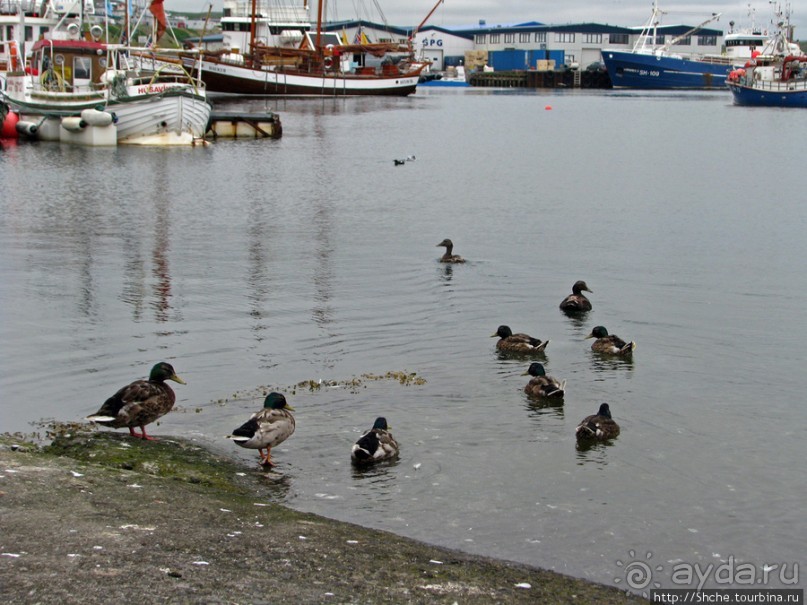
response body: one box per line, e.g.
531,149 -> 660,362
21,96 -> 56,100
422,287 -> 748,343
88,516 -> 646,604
61,117 -> 86,132
16,120 -> 39,136
80,108 -> 114,127
100,69 -> 126,84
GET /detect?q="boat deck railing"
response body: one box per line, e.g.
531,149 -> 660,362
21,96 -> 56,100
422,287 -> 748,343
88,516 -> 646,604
738,77 -> 807,91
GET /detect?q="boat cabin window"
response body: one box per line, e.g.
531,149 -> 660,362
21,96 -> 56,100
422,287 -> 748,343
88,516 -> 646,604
307,31 -> 341,49
74,55 -> 91,84
726,38 -> 761,48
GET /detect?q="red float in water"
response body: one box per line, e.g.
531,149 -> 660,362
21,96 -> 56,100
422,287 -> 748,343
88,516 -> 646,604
1,110 -> 20,139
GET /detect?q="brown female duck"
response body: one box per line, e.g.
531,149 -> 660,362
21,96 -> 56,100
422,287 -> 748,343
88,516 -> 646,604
559,280 -> 593,313
436,238 -> 465,263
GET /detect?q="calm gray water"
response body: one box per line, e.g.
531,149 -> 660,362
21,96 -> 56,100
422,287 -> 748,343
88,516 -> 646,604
1,88 -> 804,592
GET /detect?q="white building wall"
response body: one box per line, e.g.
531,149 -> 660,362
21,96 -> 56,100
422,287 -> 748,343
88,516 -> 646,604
412,28 -> 474,70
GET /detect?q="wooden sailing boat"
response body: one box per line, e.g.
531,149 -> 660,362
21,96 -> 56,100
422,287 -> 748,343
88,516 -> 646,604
180,0 -> 429,96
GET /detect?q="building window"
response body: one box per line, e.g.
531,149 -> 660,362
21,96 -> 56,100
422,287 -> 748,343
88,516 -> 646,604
583,33 -> 602,44
519,32 -> 530,43
609,33 -> 629,44
504,33 -> 514,43
698,35 -> 717,46
535,32 -> 546,43
475,34 -> 486,44
489,33 -> 500,44
554,32 -> 575,43
674,35 -> 691,46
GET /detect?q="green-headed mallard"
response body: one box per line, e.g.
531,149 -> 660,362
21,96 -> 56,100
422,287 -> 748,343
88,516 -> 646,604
586,325 -> 635,356
87,362 -> 186,440
436,238 -> 465,263
522,362 -> 566,399
559,280 -> 593,313
492,325 -> 549,354
228,392 -> 296,467
351,417 -> 399,466
575,403 -> 620,441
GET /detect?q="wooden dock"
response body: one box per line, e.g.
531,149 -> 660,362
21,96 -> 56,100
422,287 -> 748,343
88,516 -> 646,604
206,112 -> 282,139
468,70 -> 611,89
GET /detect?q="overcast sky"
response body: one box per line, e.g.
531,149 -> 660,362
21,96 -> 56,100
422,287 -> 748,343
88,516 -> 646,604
170,1 -> 807,36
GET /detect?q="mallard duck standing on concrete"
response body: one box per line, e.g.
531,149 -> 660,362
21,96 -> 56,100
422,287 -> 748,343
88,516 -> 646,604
436,238 -> 465,263
522,362 -> 566,399
351,417 -> 399,466
228,392 -> 296,467
87,362 -> 186,440
559,280 -> 593,313
575,403 -> 620,441
492,325 -> 549,354
586,325 -> 635,356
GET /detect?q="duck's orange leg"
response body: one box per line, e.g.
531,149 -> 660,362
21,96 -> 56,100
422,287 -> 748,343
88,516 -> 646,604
129,426 -> 155,440
260,447 -> 275,467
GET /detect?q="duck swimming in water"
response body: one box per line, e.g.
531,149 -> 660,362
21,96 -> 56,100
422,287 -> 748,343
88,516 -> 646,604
559,280 -> 593,313
492,325 -> 549,354
436,238 -> 465,263
522,362 -> 566,399
351,417 -> 399,466
586,325 -> 635,356
87,362 -> 186,440
575,403 -> 620,441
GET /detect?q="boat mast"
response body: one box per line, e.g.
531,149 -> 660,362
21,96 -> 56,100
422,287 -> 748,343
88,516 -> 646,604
249,0 -> 257,54
315,0 -> 322,52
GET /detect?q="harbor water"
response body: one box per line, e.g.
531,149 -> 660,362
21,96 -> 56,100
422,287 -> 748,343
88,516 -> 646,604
1,88 -> 804,592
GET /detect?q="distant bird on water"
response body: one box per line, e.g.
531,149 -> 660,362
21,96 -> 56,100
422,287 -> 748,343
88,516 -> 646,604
87,362 -> 186,440
351,417 -> 399,466
559,280 -> 593,313
522,362 -> 566,399
586,325 -> 635,356
228,392 -> 296,468
492,325 -> 549,354
394,159 -> 406,166
575,403 -> 620,441
436,238 -> 465,263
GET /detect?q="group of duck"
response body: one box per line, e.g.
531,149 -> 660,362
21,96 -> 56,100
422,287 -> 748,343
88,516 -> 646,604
440,239 -> 634,443
84,239 -> 634,469
86,362 -> 396,469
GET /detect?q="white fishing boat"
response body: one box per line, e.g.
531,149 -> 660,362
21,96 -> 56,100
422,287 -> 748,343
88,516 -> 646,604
1,0 -> 61,76
726,6 -> 806,107
1,5 -> 211,145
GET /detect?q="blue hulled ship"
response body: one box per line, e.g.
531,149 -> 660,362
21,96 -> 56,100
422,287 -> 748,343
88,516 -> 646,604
602,1 -> 770,89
